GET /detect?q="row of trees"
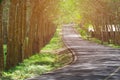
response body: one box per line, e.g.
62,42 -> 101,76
1,0 -> 119,73
0,0 -> 58,72
78,0 -> 120,45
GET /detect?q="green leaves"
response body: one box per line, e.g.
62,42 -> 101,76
0,0 -> 2,4
57,0 -> 81,24
2,53 -> 58,80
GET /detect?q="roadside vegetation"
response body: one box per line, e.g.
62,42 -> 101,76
1,27 -> 72,80
1,0 -> 120,79
74,25 -> 120,49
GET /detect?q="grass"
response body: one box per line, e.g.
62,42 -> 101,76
90,38 -> 120,48
88,38 -> 102,44
74,25 -> 88,39
87,37 -> 120,48
74,25 -> 120,48
42,28 -> 63,51
1,27 -> 72,80
1,53 -> 59,80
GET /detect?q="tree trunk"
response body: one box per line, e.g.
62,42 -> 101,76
0,1 -> 4,71
6,0 -> 18,69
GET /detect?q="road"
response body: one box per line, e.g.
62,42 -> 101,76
27,25 -> 120,80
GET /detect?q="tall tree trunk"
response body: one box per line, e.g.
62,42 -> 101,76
0,1 -> 4,72
6,0 -> 18,69
21,0 -> 27,60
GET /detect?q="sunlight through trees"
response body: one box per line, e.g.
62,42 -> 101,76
78,0 -> 120,44
0,0 -> 120,73
0,0 -> 59,71
56,0 -> 81,24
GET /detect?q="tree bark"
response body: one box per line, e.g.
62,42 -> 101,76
0,1 -> 4,71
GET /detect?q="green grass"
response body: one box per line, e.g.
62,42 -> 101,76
90,38 -> 120,48
1,27 -> 70,80
42,28 -> 63,51
74,25 -> 120,48
1,53 -> 59,80
88,37 -> 120,48
74,25 -> 88,39
89,38 -> 102,44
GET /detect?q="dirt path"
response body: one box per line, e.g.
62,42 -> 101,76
27,25 -> 120,80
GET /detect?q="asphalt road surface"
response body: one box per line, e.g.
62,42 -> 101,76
27,25 -> 120,80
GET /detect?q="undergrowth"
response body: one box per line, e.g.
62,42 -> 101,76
74,25 -> 120,48
1,53 -> 58,80
74,25 -> 88,39
1,27 -> 71,80
42,28 -> 63,51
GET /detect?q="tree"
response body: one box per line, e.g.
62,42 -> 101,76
0,0 -> 4,72
77,0 -> 120,44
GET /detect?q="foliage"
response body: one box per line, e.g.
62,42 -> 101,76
0,0 -> 59,70
74,25 -> 88,39
42,28 -> 63,51
77,0 -> 120,45
3,45 -> 7,66
89,37 -> 120,48
1,53 -> 58,80
1,26 -> 71,80
56,0 -> 81,24
0,0 -> 2,3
